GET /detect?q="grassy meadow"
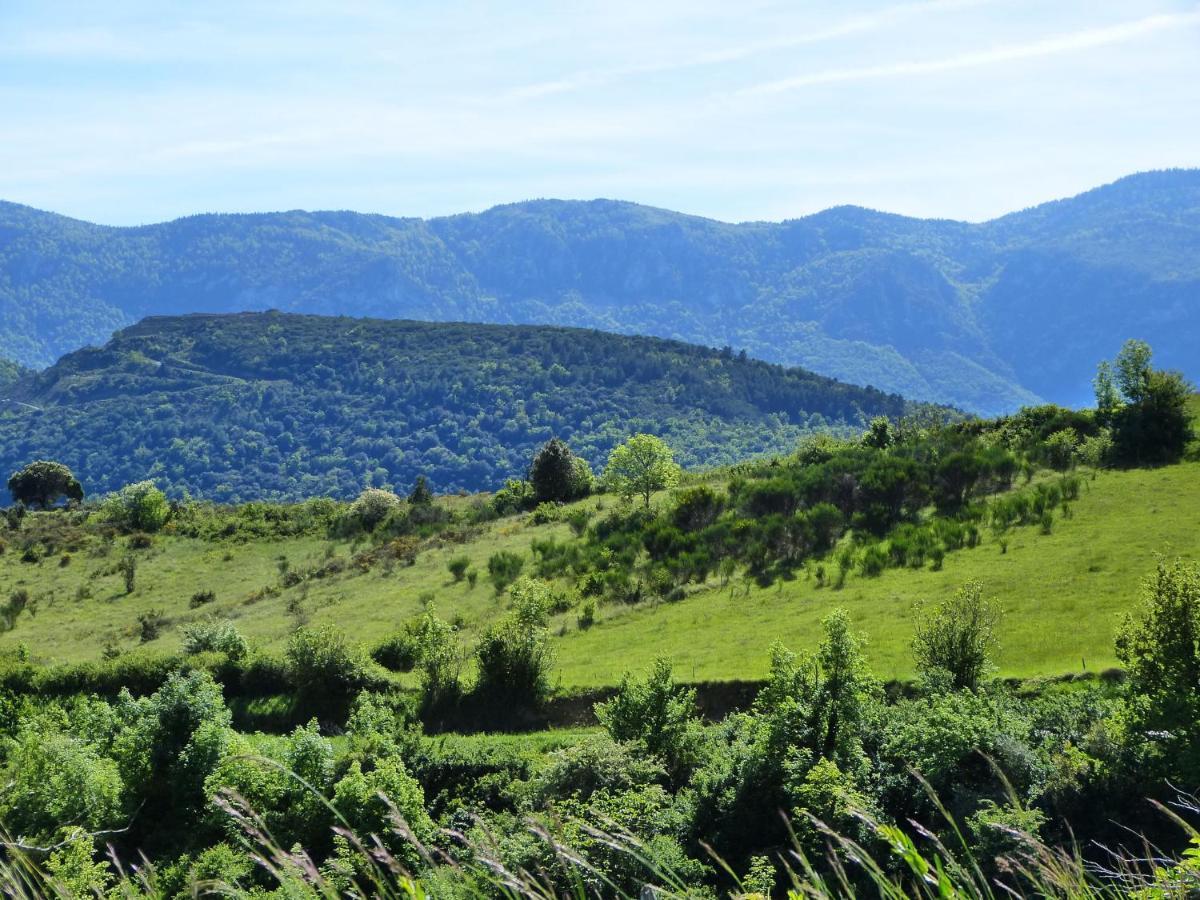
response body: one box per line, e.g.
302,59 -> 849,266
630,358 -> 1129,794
3,452 -> 1197,690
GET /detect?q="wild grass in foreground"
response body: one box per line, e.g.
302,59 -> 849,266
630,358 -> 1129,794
2,777 -> 1198,899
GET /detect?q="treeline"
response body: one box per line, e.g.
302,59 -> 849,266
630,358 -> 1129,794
0,312 -> 919,502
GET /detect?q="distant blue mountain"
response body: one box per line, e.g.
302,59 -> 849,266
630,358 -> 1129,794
2,169 -> 1198,414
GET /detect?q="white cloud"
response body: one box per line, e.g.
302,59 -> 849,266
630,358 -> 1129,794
735,8 -> 1200,96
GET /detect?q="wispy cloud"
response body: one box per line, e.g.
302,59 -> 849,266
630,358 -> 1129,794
504,0 -> 985,101
735,8 -> 1200,96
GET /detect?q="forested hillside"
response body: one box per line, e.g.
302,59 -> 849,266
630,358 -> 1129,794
3,169 -> 1199,413
0,312 -> 916,501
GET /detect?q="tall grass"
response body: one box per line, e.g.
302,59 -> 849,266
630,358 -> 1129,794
3,779 -> 1197,898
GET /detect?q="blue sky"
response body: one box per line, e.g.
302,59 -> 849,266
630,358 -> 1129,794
1,0 -> 1197,225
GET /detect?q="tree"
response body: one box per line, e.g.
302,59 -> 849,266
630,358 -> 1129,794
349,488 -> 401,530
1114,339 -> 1153,404
407,475 -> 433,506
1112,368 -> 1193,465
7,460 -> 83,509
911,581 -> 1000,691
530,438 -> 581,503
1114,557 -> 1200,775
1096,340 -> 1194,465
604,434 -> 682,506
861,416 -> 894,450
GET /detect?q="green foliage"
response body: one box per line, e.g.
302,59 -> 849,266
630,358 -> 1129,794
180,617 -> 248,660
98,481 -> 171,533
0,314 -> 917,503
284,626 -> 368,721
604,433 -> 682,506
1095,340 -> 1195,465
595,658 -> 705,784
407,476 -> 434,507
333,759 -> 434,869
486,549 -> 524,592
349,488 -> 403,531
911,580 -> 1000,691
472,578 -> 555,709
530,438 -> 588,503
446,554 -> 470,582
1115,556 -> 1200,776
0,722 -> 123,843
6,460 -> 83,509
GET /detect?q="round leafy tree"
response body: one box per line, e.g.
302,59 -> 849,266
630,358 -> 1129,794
603,434 -> 681,506
7,460 -> 84,509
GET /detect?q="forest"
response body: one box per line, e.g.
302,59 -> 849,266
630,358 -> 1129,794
0,338 -> 1196,898
0,313 -> 920,503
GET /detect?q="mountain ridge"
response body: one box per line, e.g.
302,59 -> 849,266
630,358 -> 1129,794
2,168 -> 1198,413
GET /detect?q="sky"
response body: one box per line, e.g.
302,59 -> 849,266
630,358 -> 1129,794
1,0 -> 1198,225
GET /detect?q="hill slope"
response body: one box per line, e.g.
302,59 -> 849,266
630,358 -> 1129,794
2,418 -> 1196,681
3,170 -> 1199,413
0,312 -> 914,501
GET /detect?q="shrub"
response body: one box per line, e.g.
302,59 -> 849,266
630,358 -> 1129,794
181,617 -> 248,660
911,581 -> 1000,691
371,629 -> 421,672
447,555 -> 470,582
120,555 -> 137,593
526,502 -> 562,525
333,759 -> 434,869
138,608 -> 166,642
472,578 -> 555,709
285,626 -> 368,720
487,549 -> 524,592
99,481 -> 171,532
595,658 -> 705,784
490,478 -> 535,516
348,488 -> 401,531
565,507 -> 591,536
189,589 -> 216,609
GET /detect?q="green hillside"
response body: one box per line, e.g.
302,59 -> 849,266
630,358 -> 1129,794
0,312 -> 918,501
3,397 -> 1195,684
3,170 -> 1200,413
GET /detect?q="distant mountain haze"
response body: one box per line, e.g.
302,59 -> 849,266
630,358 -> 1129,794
1,169 -> 1197,414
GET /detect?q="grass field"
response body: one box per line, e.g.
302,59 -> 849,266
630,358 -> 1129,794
3,403 -> 1198,690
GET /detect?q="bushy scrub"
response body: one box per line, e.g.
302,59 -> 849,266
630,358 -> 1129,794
486,549 -> 524,592
347,488 -> 402,532
284,626 -> 368,721
472,578 -> 555,709
180,617 -> 248,660
98,480 -> 171,532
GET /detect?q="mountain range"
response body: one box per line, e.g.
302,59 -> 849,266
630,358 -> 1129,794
0,312 -> 919,501
2,169 -> 1198,415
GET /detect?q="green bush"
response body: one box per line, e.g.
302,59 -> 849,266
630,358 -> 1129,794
446,554 -> 470,582
486,549 -> 524,592
472,578 -> 554,709
181,618 -> 248,660
284,626 -> 368,721
98,481 -> 171,532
